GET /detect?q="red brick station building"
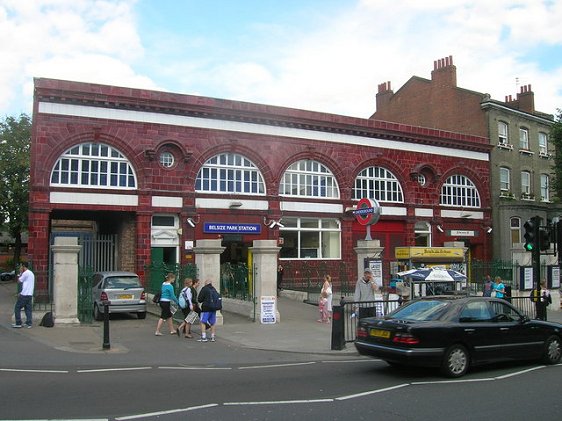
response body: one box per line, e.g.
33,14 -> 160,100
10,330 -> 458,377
28,78 -> 492,293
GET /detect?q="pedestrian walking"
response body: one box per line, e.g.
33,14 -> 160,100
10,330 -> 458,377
492,276 -> 505,299
154,272 -> 179,336
13,262 -> 35,328
482,275 -> 493,297
197,279 -> 221,342
176,278 -> 195,338
317,274 -> 333,323
277,264 -> 284,292
530,280 -> 551,321
353,268 -> 378,319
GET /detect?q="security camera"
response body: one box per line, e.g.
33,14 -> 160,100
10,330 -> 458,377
268,220 -> 276,229
486,227 -> 492,233
187,218 -> 196,228
276,222 -> 285,228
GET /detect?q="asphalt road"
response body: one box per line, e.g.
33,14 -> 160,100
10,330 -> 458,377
1,333 -> 561,420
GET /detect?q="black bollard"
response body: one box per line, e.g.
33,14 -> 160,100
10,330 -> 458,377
102,300 -> 110,350
331,305 -> 346,350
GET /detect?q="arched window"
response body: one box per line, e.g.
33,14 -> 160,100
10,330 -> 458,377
353,166 -> 404,202
50,143 -> 136,189
279,160 -> 339,198
440,175 -> 481,208
195,152 -> 265,194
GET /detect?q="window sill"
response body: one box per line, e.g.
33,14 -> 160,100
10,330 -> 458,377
497,143 -> 513,150
519,149 -> 534,156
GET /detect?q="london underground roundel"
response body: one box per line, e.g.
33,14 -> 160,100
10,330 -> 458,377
353,198 -> 381,226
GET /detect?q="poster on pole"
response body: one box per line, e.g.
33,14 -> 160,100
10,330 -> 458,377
551,266 -> 560,289
365,259 -> 383,288
260,296 -> 277,324
522,267 -> 533,290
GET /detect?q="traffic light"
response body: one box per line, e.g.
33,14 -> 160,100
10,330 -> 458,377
539,227 -> 551,251
523,219 -> 537,252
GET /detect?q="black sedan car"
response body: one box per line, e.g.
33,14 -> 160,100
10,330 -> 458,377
355,296 -> 561,377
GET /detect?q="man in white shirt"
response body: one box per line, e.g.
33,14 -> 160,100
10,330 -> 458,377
13,262 -> 35,328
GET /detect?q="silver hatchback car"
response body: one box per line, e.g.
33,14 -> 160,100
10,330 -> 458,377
92,271 -> 147,321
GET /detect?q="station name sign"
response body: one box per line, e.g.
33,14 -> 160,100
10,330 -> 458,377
203,223 -> 262,234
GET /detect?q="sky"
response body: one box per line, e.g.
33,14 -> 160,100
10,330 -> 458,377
1,0 -> 561,121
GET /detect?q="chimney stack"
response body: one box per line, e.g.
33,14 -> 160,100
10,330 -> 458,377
431,55 -> 457,87
504,84 -> 535,114
375,80 -> 394,113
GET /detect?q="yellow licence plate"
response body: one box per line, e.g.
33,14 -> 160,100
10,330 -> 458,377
118,294 -> 133,299
370,329 -> 390,339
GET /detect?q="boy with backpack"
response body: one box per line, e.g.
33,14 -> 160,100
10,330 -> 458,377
197,279 -> 222,342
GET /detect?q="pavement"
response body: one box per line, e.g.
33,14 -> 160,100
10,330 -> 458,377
2,281 -> 562,358
0,281 -> 349,356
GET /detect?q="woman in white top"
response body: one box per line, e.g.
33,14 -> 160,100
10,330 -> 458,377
321,274 -> 333,322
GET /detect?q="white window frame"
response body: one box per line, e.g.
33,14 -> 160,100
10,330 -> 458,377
521,171 -> 531,195
498,121 -> 509,145
353,166 -> 404,202
538,132 -> 548,155
499,167 -> 511,191
195,153 -> 265,195
510,217 -> 521,246
279,160 -> 339,199
279,217 -> 341,260
540,174 -> 550,202
414,221 -> 431,247
50,142 -> 137,189
440,175 -> 481,208
519,128 -> 529,150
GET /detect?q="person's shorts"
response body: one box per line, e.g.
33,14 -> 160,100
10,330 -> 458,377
200,311 -> 216,326
159,301 -> 172,319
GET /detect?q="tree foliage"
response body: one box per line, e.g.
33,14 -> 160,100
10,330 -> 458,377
0,114 -> 31,267
551,109 -> 562,200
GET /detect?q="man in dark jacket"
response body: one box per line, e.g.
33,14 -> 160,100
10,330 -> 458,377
197,279 -> 220,342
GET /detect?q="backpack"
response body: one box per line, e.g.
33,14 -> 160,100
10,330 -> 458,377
178,290 -> 188,309
207,287 -> 222,311
39,311 -> 54,328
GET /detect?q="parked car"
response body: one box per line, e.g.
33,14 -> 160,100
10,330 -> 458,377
0,270 -> 16,282
355,296 -> 562,377
92,271 -> 146,321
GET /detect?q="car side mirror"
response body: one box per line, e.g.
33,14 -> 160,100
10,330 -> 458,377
520,315 -> 530,323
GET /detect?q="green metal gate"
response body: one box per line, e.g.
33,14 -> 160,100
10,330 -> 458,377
77,266 -> 94,323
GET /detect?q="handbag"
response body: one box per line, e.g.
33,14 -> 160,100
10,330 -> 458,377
185,311 -> 198,324
490,290 -> 497,298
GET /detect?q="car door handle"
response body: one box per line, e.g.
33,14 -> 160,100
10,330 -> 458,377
464,328 -> 476,333
500,327 -> 510,331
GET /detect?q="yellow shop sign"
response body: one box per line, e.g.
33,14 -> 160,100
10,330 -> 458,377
395,247 -> 465,260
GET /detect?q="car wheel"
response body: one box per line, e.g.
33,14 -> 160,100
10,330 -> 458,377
542,335 -> 561,365
137,312 -> 147,320
93,304 -> 103,321
441,344 -> 469,378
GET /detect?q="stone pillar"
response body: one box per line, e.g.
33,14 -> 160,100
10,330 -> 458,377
250,240 -> 281,323
51,236 -> 82,324
194,239 -> 225,325
354,239 -> 384,285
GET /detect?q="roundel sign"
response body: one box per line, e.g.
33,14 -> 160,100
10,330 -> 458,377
353,198 -> 381,226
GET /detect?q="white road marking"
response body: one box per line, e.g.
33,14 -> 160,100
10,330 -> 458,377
239,362 -> 316,370
321,358 -> 381,363
115,403 -> 218,420
336,383 -> 409,400
77,367 -> 152,373
0,368 -> 68,373
494,365 -> 545,379
158,366 -> 232,370
412,378 -> 494,385
224,399 -> 334,406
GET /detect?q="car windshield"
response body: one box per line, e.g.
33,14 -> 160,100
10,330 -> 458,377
105,276 -> 141,289
388,300 -> 450,321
